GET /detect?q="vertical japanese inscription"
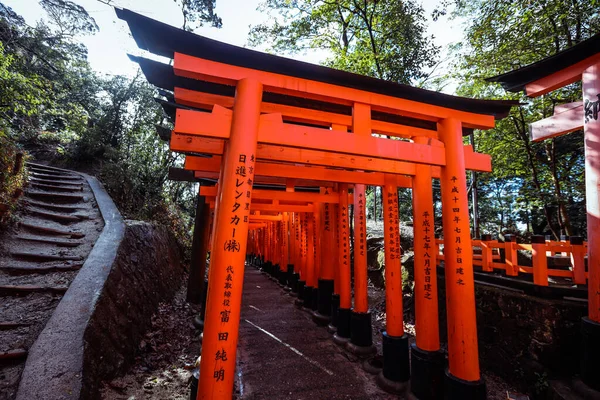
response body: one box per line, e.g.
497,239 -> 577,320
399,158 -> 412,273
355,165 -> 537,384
358,191 -> 366,257
421,211 -> 433,300
213,153 -> 255,382
450,176 -> 465,286
386,190 -> 400,260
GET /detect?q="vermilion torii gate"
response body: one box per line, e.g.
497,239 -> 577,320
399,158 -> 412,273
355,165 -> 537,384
117,7 -> 516,400
488,33 -> 600,393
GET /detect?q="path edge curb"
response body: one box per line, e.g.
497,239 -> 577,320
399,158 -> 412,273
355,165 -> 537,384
15,172 -> 125,400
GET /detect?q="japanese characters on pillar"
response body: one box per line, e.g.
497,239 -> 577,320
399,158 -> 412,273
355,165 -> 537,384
386,191 -> 401,261
449,176 -> 466,287
198,79 -> 262,400
212,152 -> 256,384
358,191 -> 366,259
421,211 -> 434,300
438,117 -> 480,383
338,184 -> 351,309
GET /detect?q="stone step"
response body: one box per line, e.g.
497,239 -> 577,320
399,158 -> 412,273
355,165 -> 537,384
9,251 -> 83,262
25,191 -> 84,204
27,163 -> 77,175
19,222 -> 85,238
27,209 -> 84,224
0,285 -> 68,295
24,199 -> 84,213
30,172 -> 82,181
0,348 -> 27,361
29,177 -> 84,187
0,263 -> 83,274
15,235 -> 83,247
0,322 -> 30,331
30,182 -> 83,193
28,168 -> 76,179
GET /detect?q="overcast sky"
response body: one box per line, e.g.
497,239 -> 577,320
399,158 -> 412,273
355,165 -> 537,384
3,0 -> 463,91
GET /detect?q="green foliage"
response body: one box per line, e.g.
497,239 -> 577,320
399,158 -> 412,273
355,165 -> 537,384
0,131 -> 27,223
0,2 -> 197,250
249,0 -> 439,83
175,0 -> 222,31
443,0 -> 600,239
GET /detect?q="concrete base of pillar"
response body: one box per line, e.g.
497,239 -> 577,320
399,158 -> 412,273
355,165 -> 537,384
312,310 -> 330,326
347,311 -> 376,357
362,355 -> 383,375
377,332 -> 410,394
581,317 -> 600,391
410,344 -> 444,400
376,370 -> 409,395
444,369 -> 486,400
327,293 -> 340,333
333,307 -> 351,345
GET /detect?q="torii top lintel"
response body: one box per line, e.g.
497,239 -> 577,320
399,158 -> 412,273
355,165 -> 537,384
486,33 -> 600,97
115,8 -> 516,130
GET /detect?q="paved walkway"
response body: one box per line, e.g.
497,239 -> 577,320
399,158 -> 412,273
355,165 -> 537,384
236,267 -> 394,400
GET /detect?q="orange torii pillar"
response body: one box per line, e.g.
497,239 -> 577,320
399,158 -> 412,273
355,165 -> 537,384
290,212 -> 302,296
283,212 -> 295,292
582,61 -> 600,391
294,213 -> 309,306
303,210 -> 320,311
328,203 -> 341,333
197,78 -> 262,399
439,118 -> 486,398
377,174 -> 410,394
333,184 -> 352,344
347,183 -> 376,356
313,198 -> 337,325
410,136 -> 444,400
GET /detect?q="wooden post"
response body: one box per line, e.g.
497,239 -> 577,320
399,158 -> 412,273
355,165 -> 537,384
531,235 -> 549,286
581,61 -> 600,391
197,78 -> 262,400
377,174 -> 410,393
480,234 -> 493,272
348,183 -> 376,355
328,203 -> 341,333
410,138 -> 444,399
438,118 -> 486,398
504,234 -> 518,276
333,184 -> 352,344
314,195 -> 336,324
570,236 -> 586,285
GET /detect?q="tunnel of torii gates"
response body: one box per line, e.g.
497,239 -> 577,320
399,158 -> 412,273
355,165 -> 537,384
117,7 -> 519,400
487,32 -> 600,394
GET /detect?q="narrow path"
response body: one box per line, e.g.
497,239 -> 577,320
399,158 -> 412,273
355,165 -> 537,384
0,162 -> 103,400
236,267 -> 394,400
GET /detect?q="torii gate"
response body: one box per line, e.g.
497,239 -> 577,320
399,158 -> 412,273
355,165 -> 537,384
117,7 -> 516,400
487,33 -> 600,393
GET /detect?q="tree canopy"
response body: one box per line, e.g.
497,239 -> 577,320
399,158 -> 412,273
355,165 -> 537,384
249,0 -> 439,84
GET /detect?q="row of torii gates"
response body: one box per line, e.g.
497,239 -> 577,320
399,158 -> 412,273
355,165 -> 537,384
117,8 -> 600,399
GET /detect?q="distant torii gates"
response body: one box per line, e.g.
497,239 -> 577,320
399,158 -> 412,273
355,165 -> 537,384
488,33 -> 600,393
117,7 -> 516,400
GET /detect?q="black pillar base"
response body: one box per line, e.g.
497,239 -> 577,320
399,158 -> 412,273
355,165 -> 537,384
410,344 -> 445,400
327,293 -> 340,333
313,279 -> 334,325
309,287 -> 319,311
444,369 -> 486,400
283,264 -> 294,291
333,307 -> 351,345
347,311 -> 376,357
581,317 -> 600,391
290,273 -> 300,296
278,264 -> 287,286
294,280 -> 306,307
302,286 -> 316,310
376,332 -> 410,394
